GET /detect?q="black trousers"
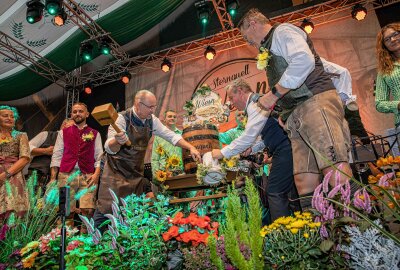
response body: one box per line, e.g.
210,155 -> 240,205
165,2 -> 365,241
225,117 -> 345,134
266,140 -> 300,222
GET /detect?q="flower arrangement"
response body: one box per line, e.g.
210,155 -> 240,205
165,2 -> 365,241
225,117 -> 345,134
162,211 -> 219,247
221,156 -> 240,171
73,191 -> 174,269
0,171 -> 95,268
20,227 -> 79,268
81,130 -> 95,142
256,47 -> 271,70
261,212 -> 324,269
153,145 -> 182,184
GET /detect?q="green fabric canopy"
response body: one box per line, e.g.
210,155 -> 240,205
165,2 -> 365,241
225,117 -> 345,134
0,0 -> 184,101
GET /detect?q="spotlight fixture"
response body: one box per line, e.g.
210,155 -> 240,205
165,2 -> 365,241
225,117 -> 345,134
351,4 -> 367,21
195,0 -> 211,25
80,42 -> 93,62
121,71 -> 131,84
26,0 -> 44,24
204,46 -> 216,60
84,83 -> 93,94
98,37 -> 112,55
301,19 -> 314,34
53,8 -> 67,26
45,0 -> 62,15
161,58 -> 172,73
226,0 -> 239,17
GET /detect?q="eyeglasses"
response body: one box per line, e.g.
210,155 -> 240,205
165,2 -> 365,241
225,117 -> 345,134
384,31 -> 400,44
140,102 -> 157,110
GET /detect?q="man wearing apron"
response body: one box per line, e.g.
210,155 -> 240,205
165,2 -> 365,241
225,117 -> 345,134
94,90 -> 201,229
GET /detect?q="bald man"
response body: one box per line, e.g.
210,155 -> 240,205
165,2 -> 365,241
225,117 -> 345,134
94,90 -> 201,228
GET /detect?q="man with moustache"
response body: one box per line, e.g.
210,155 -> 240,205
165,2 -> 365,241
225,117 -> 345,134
94,90 -> 201,229
50,103 -> 103,229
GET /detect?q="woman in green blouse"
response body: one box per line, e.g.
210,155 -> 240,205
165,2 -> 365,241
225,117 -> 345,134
375,22 -> 400,127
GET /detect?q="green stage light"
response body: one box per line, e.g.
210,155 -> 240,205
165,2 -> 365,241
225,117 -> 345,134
26,0 -> 44,24
99,37 -> 112,55
45,0 -> 62,15
80,42 -> 93,62
226,0 -> 239,17
195,0 -> 211,26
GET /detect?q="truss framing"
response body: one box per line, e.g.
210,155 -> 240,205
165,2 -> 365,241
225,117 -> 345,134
80,0 -> 400,87
63,0 -> 129,62
210,0 -> 234,31
0,31 -> 69,87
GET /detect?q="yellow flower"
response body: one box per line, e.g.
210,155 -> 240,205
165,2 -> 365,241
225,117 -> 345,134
308,222 -> 321,228
156,145 -> 165,156
155,170 -> 168,182
167,155 -> 181,168
22,251 -> 39,268
290,228 -> 299,234
290,220 -> 307,229
281,256 -> 285,260
256,47 -> 271,70
36,198 -> 44,210
81,131 -> 95,142
303,233 -> 309,238
20,241 -> 40,256
226,160 -> 236,168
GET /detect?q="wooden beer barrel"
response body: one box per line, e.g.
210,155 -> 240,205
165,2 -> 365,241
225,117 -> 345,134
182,124 -> 220,173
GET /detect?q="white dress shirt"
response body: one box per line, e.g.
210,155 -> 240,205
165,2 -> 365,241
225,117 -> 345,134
29,131 -> 49,151
271,23 -> 316,89
321,58 -> 356,105
221,94 -> 269,158
271,23 -> 355,105
50,124 -> 103,168
104,108 -> 182,154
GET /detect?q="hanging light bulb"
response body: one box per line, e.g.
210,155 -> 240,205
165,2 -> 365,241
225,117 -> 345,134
301,19 -> 314,34
161,58 -> 172,73
204,46 -> 216,60
351,4 -> 367,21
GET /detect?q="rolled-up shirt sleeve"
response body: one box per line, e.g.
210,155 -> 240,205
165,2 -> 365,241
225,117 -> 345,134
94,133 -> 103,167
221,102 -> 268,158
50,131 -> 63,168
104,114 -> 126,154
152,116 -> 182,145
271,24 -> 315,89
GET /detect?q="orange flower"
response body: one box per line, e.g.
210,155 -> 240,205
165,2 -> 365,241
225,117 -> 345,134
171,212 -> 188,225
168,226 -> 179,237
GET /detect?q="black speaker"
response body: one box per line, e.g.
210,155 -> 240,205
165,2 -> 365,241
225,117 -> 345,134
59,186 -> 70,217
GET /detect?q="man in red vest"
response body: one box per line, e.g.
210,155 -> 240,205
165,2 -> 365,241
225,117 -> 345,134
50,103 -> 103,230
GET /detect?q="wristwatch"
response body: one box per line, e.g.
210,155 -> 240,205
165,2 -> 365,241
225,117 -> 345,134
5,171 -> 12,179
271,86 -> 283,99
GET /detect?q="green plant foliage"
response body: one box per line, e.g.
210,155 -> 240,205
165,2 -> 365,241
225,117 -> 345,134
220,179 -> 264,270
66,192 -> 176,269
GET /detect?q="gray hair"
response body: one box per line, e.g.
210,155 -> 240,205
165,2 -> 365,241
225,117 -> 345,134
134,90 -> 155,102
237,8 -> 270,30
226,78 -> 253,94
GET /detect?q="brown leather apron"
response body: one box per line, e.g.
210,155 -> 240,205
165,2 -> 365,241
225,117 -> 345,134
97,119 -> 151,214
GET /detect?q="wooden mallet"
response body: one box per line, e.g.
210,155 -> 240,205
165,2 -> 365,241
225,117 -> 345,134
91,103 -> 131,146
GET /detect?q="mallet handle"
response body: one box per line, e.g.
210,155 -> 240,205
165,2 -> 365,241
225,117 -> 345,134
111,123 -> 132,146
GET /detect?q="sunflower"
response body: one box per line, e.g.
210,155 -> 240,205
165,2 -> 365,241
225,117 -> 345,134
167,155 -> 181,168
155,170 -> 168,182
156,145 -> 165,156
